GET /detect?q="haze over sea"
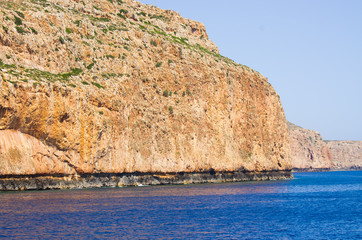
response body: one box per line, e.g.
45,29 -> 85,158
0,171 -> 361,239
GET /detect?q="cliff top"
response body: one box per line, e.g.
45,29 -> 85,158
0,0 -> 261,81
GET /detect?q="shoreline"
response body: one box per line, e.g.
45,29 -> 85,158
0,170 -> 293,191
292,167 -> 362,173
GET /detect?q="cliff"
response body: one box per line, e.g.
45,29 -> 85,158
326,141 -> 362,170
0,0 -> 292,190
287,122 -> 333,171
288,122 -> 362,171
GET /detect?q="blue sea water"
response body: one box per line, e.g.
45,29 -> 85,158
0,171 -> 361,239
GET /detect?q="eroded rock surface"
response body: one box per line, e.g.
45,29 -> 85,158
0,0 -> 292,189
287,122 -> 333,171
326,141 -> 362,170
288,122 -> 361,171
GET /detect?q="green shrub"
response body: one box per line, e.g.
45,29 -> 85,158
8,80 -> 18,85
74,20 -> 81,27
117,10 -> 127,19
168,106 -> 173,114
117,13 -> 126,19
59,36 -> 65,44
30,27 -> 38,34
15,26 -> 26,34
0,60 -> 16,69
91,82 -> 104,89
163,90 -> 169,97
105,55 -> 115,59
150,40 -> 157,47
138,12 -> 146,17
14,16 -> 22,25
65,28 -> 73,34
15,11 -> 24,18
156,62 -> 162,67
23,66 -> 82,83
108,25 -> 117,31
153,27 -> 167,36
150,14 -> 169,22
59,68 -> 83,79
81,81 -> 89,85
86,62 -> 95,70
89,16 -> 110,22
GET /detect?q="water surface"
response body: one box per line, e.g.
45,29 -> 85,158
0,171 -> 361,239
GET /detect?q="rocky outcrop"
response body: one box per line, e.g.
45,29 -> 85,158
326,141 -> 362,170
0,0 -> 292,190
288,122 -> 362,171
287,122 -> 333,171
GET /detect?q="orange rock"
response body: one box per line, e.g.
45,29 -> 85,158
0,0 -> 291,180
326,141 -> 362,170
287,122 -> 333,170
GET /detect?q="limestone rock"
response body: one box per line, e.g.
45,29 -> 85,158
288,122 -> 333,170
326,141 -> 362,170
288,122 -> 362,171
0,0 -> 291,186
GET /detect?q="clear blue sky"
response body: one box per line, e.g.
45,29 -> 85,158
140,0 -> 362,141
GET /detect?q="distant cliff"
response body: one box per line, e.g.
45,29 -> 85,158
326,141 -> 362,170
0,0 -> 291,190
288,122 -> 361,171
287,122 -> 333,171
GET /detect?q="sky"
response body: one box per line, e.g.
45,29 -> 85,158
139,0 -> 362,141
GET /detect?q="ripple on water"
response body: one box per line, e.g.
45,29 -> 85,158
0,171 -> 361,239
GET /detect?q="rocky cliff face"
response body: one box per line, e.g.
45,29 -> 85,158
0,0 -> 291,189
326,141 -> 362,170
288,122 -> 361,171
287,122 -> 333,171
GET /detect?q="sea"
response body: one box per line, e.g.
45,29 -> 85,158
0,171 -> 361,239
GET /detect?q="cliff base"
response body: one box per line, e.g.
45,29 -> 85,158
0,170 -> 292,191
